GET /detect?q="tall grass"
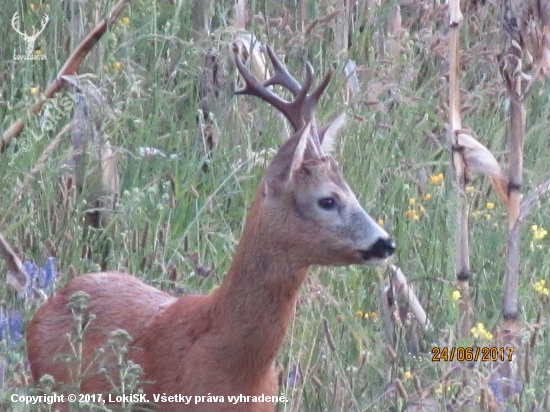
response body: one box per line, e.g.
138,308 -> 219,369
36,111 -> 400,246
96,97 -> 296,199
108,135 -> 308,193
1,1 -> 549,411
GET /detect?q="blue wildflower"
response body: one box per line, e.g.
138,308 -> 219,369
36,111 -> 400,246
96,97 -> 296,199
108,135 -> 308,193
287,364 -> 302,387
41,257 -> 57,295
8,309 -> 23,346
0,308 -> 7,341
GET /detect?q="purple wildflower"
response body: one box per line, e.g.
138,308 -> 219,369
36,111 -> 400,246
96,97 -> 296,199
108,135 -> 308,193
287,364 -> 302,387
0,308 -> 7,342
8,309 -> 23,347
21,257 -> 57,297
41,257 -> 57,295
22,260 -> 43,293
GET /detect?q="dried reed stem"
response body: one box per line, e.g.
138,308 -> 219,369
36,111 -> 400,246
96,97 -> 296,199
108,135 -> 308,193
0,124 -> 71,227
0,233 -> 27,294
520,176 -> 550,220
499,38 -> 526,403
379,285 -> 395,345
389,265 -> 430,329
448,0 -> 471,339
502,45 -> 525,326
234,0 -> 248,30
297,0 -> 309,31
333,0 -> 350,52
1,0 -> 131,153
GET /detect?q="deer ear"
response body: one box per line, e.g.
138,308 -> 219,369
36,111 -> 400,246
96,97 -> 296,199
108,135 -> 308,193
319,112 -> 346,154
290,122 -> 312,174
264,123 -> 312,195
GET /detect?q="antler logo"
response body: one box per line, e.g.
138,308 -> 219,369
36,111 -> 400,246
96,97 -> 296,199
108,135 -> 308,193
12,11 -> 49,59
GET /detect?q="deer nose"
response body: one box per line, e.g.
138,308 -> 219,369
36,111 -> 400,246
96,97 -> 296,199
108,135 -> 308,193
360,237 -> 395,261
372,237 -> 396,259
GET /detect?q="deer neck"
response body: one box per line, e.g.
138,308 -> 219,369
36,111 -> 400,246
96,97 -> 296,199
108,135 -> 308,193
212,192 -> 309,376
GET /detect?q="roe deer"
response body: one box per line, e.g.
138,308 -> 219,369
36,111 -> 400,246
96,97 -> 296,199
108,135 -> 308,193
26,45 -> 395,412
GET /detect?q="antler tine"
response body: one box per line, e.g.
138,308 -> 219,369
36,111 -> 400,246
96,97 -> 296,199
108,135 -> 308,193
262,47 -> 318,122
294,62 -> 319,124
296,62 -> 314,104
309,69 -> 333,109
233,47 -> 287,107
233,45 -> 304,131
263,45 -> 301,96
233,44 -> 332,132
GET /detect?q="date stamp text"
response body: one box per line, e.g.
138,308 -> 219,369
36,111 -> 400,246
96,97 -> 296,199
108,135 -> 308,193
432,347 -> 514,362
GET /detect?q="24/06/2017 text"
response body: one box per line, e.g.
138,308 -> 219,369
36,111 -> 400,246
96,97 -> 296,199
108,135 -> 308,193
432,347 -> 514,362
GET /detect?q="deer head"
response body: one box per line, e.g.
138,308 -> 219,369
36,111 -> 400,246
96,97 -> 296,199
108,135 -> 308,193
233,45 -> 395,267
12,11 -> 49,56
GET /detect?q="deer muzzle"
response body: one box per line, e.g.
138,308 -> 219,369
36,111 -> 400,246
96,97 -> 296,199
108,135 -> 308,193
359,236 -> 396,263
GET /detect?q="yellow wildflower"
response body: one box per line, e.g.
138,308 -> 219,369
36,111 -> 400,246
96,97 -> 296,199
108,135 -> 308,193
34,49 -> 42,56
113,61 -> 122,70
531,225 -> 548,241
377,219 -> 385,226
486,202 -> 494,210
30,87 -> 39,95
405,209 -> 420,220
465,186 -> 474,193
452,290 -> 461,301
485,214 -> 492,220
121,17 -> 130,25
534,280 -> 550,296
423,193 -> 432,201
355,311 -> 378,319
430,173 -> 444,185
471,323 -> 493,341
409,198 -> 416,205
419,205 -> 426,214
403,371 -> 412,379
30,3 -> 35,10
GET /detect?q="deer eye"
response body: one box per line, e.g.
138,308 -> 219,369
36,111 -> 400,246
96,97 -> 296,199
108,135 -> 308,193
318,197 -> 336,210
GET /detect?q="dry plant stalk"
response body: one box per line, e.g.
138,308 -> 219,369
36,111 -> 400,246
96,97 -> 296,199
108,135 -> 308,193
389,4 -> 403,67
1,0 -> 131,153
0,124 -> 71,228
448,0 -> 471,340
62,78 -> 120,234
389,265 -> 430,329
234,0 -> 248,30
379,284 -> 395,345
0,233 -> 27,294
501,40 -> 525,330
500,0 -> 550,334
297,0 -> 309,31
379,266 -> 429,349
333,0 -> 350,52
498,21 -> 528,409
191,0 -> 214,37
304,10 -> 341,37
497,0 -> 550,402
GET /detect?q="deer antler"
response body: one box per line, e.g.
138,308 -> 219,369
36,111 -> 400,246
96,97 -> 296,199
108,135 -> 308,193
11,12 -> 24,36
233,44 -> 333,132
36,14 -> 50,37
